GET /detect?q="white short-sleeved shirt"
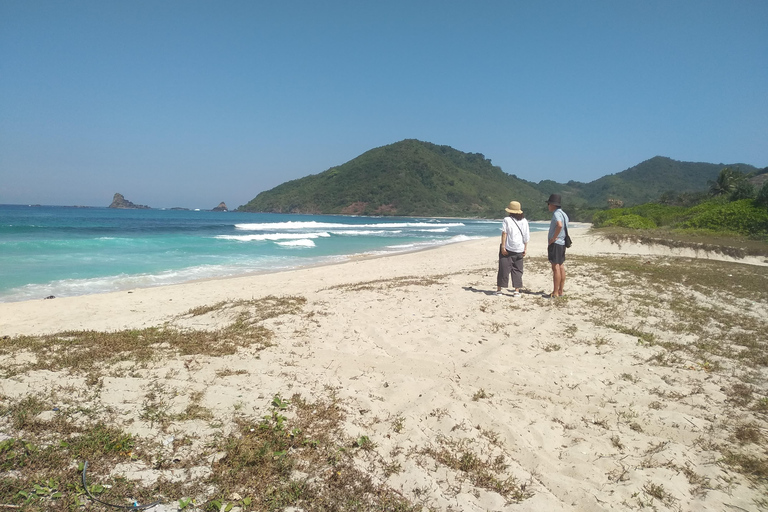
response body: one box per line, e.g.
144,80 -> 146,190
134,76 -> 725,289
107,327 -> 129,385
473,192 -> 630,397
501,217 -> 530,253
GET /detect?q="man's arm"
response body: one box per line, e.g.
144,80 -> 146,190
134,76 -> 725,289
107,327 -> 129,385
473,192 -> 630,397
548,221 -> 562,245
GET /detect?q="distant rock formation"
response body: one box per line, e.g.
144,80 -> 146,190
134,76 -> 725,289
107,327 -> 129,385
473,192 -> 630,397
212,202 -> 228,212
109,193 -> 150,209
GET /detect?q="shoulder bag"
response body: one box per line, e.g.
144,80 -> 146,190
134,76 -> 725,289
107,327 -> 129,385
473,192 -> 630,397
563,215 -> 572,248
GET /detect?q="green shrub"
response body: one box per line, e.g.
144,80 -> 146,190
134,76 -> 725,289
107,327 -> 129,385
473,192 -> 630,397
592,204 -> 683,228
756,182 -> 768,209
592,208 -> 627,228
604,214 -> 657,229
629,203 -> 687,226
682,199 -> 768,236
730,180 -> 756,201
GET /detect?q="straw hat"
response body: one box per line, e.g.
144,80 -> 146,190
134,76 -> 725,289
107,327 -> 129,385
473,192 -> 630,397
504,201 -> 523,214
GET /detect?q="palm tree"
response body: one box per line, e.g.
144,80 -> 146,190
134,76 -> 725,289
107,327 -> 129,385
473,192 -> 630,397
709,167 -> 739,196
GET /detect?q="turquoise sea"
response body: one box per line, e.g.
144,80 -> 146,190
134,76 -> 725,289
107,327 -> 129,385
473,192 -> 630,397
0,205 -> 547,303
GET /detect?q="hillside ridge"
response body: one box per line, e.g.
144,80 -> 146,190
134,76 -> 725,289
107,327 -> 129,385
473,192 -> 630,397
238,140 -> 760,219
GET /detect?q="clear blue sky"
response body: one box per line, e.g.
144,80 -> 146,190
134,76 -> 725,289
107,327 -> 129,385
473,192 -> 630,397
1,1 -> 766,209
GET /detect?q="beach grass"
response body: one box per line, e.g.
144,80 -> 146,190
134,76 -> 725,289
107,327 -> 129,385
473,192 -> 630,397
595,226 -> 768,260
566,252 -> 768,503
0,296 -> 306,380
0,296 -> 420,511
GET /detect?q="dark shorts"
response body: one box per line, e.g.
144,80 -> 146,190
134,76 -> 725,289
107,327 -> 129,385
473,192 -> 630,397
548,243 -> 566,265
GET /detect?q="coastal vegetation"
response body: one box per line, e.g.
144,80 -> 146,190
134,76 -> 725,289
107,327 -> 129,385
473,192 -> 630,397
591,168 -> 768,251
0,296 -> 422,511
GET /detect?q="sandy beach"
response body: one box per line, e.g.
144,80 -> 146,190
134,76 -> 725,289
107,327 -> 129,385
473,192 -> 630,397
2,228 -> 767,511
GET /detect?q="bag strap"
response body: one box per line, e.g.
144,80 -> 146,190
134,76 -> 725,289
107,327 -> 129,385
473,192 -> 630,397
560,211 -> 569,237
512,219 -> 524,238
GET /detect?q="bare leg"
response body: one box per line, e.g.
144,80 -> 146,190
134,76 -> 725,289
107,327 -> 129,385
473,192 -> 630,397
551,263 -> 565,296
550,263 -> 558,296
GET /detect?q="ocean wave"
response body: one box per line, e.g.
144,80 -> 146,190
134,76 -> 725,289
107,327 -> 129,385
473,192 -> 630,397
0,261 -> 298,302
234,221 -> 465,230
448,234 -> 475,242
328,230 -> 402,236
386,234 -> 480,250
276,239 -> 316,247
215,232 -> 331,242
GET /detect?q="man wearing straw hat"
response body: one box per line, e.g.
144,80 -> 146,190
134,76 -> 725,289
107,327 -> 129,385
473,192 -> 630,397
496,200 -> 530,297
545,194 -> 569,298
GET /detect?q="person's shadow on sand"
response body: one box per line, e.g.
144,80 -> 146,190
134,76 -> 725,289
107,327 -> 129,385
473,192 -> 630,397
463,286 -> 497,296
463,286 -> 543,296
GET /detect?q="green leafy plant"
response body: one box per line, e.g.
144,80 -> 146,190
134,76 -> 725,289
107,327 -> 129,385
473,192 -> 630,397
356,436 -> 376,451
272,394 -> 290,410
206,499 -> 234,512
18,479 -> 62,503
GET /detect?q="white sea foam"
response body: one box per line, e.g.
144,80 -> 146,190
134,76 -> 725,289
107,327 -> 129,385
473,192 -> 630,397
5,234 -> 484,302
216,232 -> 331,242
447,234 -> 474,242
0,261 -> 298,302
328,230 -> 402,236
386,234 -> 480,250
234,221 -> 464,230
417,228 -> 449,233
276,239 -> 316,247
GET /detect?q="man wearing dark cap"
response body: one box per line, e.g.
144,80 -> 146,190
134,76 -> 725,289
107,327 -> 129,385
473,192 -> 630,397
545,194 -> 569,298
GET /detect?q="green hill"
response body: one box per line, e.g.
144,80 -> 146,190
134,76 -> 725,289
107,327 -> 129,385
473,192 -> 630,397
573,156 -> 758,207
238,139 -> 550,219
238,141 -> 761,219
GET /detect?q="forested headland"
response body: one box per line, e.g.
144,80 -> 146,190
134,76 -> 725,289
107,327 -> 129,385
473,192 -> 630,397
237,140 -> 768,241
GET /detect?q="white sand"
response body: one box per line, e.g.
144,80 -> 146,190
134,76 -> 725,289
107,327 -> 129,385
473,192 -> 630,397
1,228 -> 766,511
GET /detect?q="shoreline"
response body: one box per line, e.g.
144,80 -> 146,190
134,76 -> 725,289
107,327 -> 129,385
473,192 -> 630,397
0,232 -> 509,337
0,209 -> 590,306
0,206 -> 524,305
1,225 -> 763,337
